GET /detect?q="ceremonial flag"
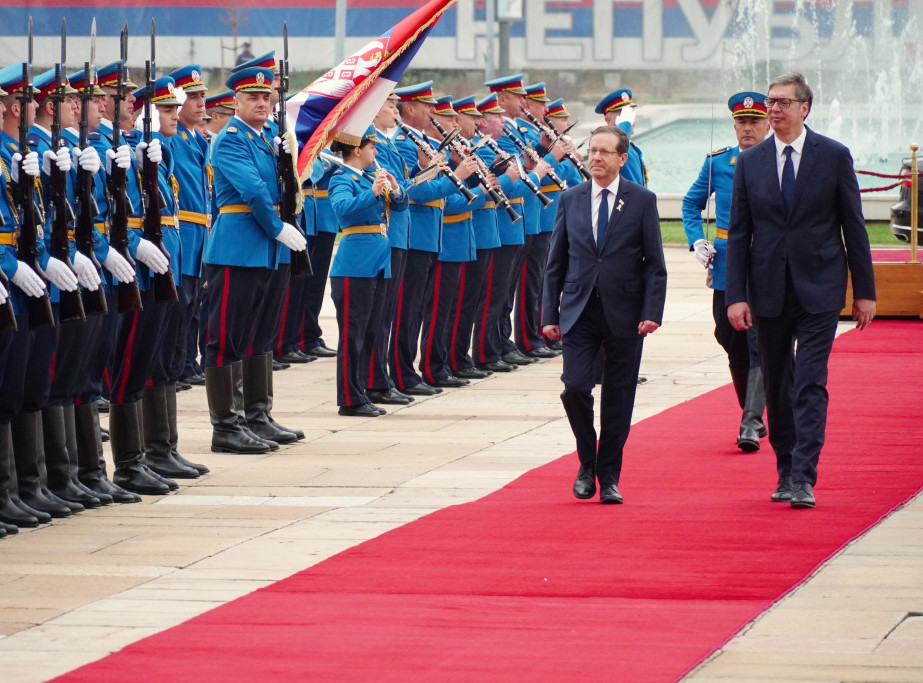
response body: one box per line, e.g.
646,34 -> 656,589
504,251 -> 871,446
290,0 -> 458,180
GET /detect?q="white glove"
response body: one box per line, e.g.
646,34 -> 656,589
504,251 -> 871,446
616,105 -> 636,128
73,146 -> 101,174
105,144 -> 132,173
0,280 -> 8,306
72,251 -> 102,291
44,257 -> 79,292
275,222 -> 307,252
102,247 -> 136,283
11,151 -> 40,183
693,238 -> 716,267
42,146 -> 72,175
11,261 -> 46,297
273,134 -> 292,157
135,138 -> 163,165
136,238 -> 170,274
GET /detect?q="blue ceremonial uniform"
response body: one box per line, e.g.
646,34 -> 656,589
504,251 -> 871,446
682,146 -> 736,291
168,122 -> 211,278
329,168 -> 395,278
618,121 -> 647,187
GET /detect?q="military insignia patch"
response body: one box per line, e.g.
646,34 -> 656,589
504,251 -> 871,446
743,96 -> 754,109
620,91 -> 630,102
256,72 -> 265,85
395,135 -> 405,140
227,126 -> 238,134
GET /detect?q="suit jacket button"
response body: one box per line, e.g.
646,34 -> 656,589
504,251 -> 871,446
597,258 -> 602,263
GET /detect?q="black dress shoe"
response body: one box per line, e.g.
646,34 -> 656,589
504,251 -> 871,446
184,373 -> 206,386
403,382 -> 442,396
599,483 -> 624,504
771,475 -> 794,502
637,376 -> 648,385
100,426 -> 110,442
176,381 -> 192,391
456,366 -> 491,379
572,464 -> 596,499
367,388 -> 413,405
435,375 -> 470,388
790,482 -> 816,509
526,346 -> 559,359
338,403 -> 383,417
478,360 -> 516,373
95,396 -> 110,413
306,344 -> 338,358
502,350 -> 536,365
275,351 -> 311,364
548,339 -> 562,351
272,359 -> 290,371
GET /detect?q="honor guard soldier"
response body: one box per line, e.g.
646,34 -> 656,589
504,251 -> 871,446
682,91 -> 770,452
390,80 -> 477,395
596,88 -> 647,187
204,91 -> 235,141
365,91 -> 414,405
203,66 -> 307,454
328,125 -> 406,416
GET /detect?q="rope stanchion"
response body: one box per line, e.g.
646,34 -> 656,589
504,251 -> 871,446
860,181 -> 903,194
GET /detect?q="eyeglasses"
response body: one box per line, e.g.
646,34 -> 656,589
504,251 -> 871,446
588,148 -> 620,157
763,97 -> 804,110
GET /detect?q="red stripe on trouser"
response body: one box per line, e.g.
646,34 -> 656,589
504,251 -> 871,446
518,259 -> 532,351
367,347 -> 376,390
449,263 -> 466,372
392,280 -> 405,390
477,259 -> 494,363
341,277 -> 351,406
217,266 -> 231,367
423,262 -> 442,384
276,286 -> 291,355
114,310 -> 139,403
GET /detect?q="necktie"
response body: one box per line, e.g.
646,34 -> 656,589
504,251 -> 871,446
597,188 -> 610,249
781,145 -> 795,211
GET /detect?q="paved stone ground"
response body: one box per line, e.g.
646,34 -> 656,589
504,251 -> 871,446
0,246 -> 920,682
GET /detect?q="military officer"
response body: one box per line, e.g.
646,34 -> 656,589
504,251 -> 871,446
596,88 -> 647,187
203,66 -> 307,454
204,91 -> 234,140
682,91 -> 770,452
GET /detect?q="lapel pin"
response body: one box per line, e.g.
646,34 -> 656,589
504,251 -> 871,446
616,199 -> 624,212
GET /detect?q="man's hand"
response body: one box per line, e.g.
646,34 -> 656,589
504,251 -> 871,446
727,301 -> 752,331
692,238 -> 716,267
102,247 -> 136,283
11,151 -> 40,183
73,146 -> 101,174
44,257 -> 79,292
43,146 -> 72,175
638,320 -> 659,334
542,324 -> 561,341
275,222 -> 307,252
135,138 -> 163,165
616,105 -> 636,130
531,159 -> 551,181
72,251 -> 102,291
106,144 -> 132,173
852,298 -> 876,330
453,156 -> 479,182
0,279 -> 8,306
136,238 -> 170,274
11,261 -> 46,297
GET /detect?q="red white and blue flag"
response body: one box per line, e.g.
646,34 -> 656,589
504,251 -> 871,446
289,0 -> 457,180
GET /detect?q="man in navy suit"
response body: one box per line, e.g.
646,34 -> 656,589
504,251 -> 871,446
542,126 -> 667,504
726,72 -> 876,509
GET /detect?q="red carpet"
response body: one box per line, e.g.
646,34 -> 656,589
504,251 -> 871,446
871,247 -> 916,263
58,321 -> 923,682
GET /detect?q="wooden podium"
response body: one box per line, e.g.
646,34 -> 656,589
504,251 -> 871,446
843,262 -> 923,319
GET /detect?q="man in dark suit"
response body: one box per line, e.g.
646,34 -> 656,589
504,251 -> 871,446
726,72 -> 876,509
542,125 -> 667,504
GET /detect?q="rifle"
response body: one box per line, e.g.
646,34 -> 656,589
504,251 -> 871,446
15,18 -> 55,330
479,134 -> 552,208
73,19 -> 107,316
141,19 -> 177,303
428,117 -> 520,223
108,22 -> 143,313
503,120 -> 568,192
277,23 -> 312,277
397,123 -> 476,203
49,21 -> 86,324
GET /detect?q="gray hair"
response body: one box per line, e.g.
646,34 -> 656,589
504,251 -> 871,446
769,71 -> 813,114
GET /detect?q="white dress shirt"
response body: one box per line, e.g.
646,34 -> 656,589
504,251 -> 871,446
591,175 -> 621,244
774,126 -> 807,187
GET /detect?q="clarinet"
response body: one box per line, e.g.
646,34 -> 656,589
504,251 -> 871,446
503,121 -> 568,192
397,123 -> 476,203
481,134 -> 552,209
523,110 -> 592,181
428,118 -> 520,223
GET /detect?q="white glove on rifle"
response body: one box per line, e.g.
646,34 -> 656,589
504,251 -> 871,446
10,261 -> 46,297
72,251 -> 102,291
43,257 -> 79,292
102,247 -> 136,283
10,151 -> 40,183
42,146 -> 72,175
273,133 -> 293,157
135,138 -> 163,165
0,280 -> 8,306
275,222 -> 307,252
73,146 -> 101,174
135,238 -> 170,274
106,144 -> 132,173
693,238 -> 716,267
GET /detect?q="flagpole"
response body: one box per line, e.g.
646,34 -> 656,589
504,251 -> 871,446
335,0 -> 347,62
485,0 -> 496,81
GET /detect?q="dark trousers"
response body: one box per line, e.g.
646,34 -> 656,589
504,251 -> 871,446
276,251 -> 312,356
756,282 -> 839,486
712,289 -> 758,372
253,264 -> 290,356
48,306 -> 103,405
301,231 -> 336,350
0,313 -> 34,420
109,287 -> 170,404
560,295 -> 644,486
471,248 -> 508,365
368,247 -> 407,392
203,264 -> 272,368
515,231 -> 552,353
419,260 -> 463,384
330,273 -> 388,407
178,274 -> 203,378
452,250 -> 491,373
79,290 -> 120,404
499,242 -> 527,354
390,248 -> 437,390
151,298 -> 182,386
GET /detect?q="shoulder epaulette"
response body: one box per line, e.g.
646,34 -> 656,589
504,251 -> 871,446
395,134 -> 405,141
181,131 -> 188,140
7,141 -> 18,151
226,126 -> 238,134
26,133 -> 39,147
88,131 -> 100,141
707,146 -> 732,157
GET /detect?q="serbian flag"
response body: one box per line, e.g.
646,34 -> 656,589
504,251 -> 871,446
290,0 -> 458,180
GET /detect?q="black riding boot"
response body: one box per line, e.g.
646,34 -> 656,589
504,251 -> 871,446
43,404 -> 102,508
74,401 -> 141,504
10,411 -> 76,516
205,364 -> 271,454
0,420 -> 43,527
142,385 -> 199,479
110,401 -> 172,495
737,367 -> 767,452
165,383 -> 209,474
242,353 -> 299,444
